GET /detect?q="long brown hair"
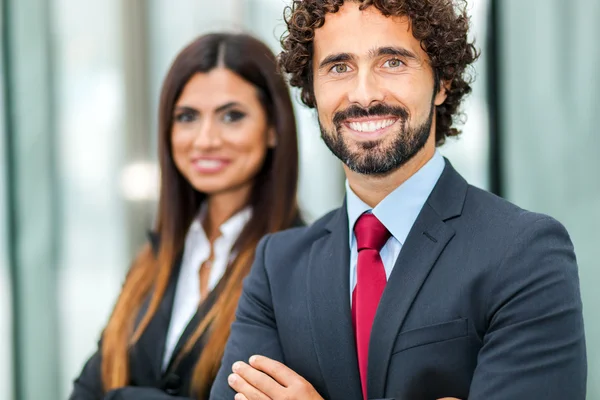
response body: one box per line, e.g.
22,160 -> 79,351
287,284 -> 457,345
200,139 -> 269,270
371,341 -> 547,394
100,33 -> 300,398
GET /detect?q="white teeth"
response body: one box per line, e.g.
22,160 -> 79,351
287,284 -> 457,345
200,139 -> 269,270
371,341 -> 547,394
348,119 -> 395,132
195,160 -> 224,169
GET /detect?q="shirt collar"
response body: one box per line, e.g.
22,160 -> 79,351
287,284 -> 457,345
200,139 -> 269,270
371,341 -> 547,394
220,207 -> 252,238
346,150 -> 445,246
188,203 -> 252,241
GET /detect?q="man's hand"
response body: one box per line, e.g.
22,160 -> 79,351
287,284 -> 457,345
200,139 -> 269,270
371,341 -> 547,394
228,355 -> 324,400
227,355 -> 460,400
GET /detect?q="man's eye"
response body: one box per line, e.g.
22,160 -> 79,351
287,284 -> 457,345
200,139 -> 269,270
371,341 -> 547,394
384,58 -> 404,68
332,64 -> 349,74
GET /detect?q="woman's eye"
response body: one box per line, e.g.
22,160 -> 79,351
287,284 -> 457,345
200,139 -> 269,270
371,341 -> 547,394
331,64 -> 349,74
384,58 -> 404,68
222,110 -> 246,123
175,111 -> 196,123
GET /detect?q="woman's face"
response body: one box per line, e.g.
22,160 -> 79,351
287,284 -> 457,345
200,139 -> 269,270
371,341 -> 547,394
171,68 -> 275,199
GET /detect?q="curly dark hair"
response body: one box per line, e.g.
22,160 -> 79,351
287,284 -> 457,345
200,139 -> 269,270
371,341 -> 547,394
279,0 -> 480,145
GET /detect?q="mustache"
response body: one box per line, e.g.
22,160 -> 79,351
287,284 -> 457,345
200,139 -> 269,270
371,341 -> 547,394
332,103 -> 409,128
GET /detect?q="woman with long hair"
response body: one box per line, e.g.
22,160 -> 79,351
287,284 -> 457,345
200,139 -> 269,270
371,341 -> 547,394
69,33 -> 301,399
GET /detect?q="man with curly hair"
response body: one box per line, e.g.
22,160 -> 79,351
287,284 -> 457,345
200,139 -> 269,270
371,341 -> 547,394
211,1 -> 587,399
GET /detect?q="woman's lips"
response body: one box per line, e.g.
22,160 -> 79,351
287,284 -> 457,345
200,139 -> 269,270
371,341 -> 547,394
191,158 -> 231,173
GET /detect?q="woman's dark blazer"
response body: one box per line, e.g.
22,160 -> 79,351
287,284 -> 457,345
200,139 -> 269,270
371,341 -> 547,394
69,232 -> 213,399
69,217 -> 305,400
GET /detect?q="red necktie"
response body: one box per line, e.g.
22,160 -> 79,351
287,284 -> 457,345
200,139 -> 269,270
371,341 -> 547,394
352,213 -> 391,400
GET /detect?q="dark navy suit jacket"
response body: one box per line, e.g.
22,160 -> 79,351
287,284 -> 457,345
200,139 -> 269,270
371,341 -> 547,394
69,237 -> 221,400
210,160 -> 586,400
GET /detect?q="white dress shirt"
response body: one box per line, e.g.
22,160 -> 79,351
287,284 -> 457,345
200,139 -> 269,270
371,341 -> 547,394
162,205 -> 252,370
346,150 -> 445,303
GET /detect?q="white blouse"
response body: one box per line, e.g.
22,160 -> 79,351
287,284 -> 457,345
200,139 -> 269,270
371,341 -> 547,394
162,205 -> 252,369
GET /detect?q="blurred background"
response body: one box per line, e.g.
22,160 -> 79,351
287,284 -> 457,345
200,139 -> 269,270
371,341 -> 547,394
0,0 -> 598,399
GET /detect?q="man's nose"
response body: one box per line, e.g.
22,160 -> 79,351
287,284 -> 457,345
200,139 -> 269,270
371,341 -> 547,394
347,69 -> 385,108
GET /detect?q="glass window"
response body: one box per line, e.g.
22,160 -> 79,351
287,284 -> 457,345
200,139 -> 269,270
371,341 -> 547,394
3,0 -> 64,397
499,0 -> 599,394
438,0 -> 491,190
50,0 -> 130,397
0,10 -> 15,396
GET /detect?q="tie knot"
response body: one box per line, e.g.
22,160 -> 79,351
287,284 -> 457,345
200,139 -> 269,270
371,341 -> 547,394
354,213 -> 391,252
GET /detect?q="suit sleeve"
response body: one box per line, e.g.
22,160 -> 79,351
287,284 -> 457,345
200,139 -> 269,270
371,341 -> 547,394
68,339 -> 104,400
469,217 -> 587,399
69,350 -> 195,400
104,387 -> 193,399
210,234 -> 285,400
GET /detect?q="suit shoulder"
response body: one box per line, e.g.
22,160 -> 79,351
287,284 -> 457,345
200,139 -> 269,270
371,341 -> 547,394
463,184 -> 568,235
265,207 -> 339,246
258,207 -> 341,268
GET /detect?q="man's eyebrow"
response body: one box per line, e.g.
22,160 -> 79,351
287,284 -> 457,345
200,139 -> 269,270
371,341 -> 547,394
318,53 -> 354,69
369,46 -> 419,61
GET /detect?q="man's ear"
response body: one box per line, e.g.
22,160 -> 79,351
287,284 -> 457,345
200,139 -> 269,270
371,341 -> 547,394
267,126 -> 277,148
434,80 -> 451,106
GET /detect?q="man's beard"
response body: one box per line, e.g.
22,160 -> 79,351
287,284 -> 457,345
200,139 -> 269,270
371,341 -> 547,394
319,102 -> 434,175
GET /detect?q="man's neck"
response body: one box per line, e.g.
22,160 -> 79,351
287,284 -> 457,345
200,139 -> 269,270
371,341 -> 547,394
345,144 -> 436,208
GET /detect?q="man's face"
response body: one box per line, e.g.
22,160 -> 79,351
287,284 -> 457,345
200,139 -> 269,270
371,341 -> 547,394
312,2 -> 447,175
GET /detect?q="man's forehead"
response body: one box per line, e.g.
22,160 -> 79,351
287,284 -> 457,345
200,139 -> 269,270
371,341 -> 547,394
316,3 -> 412,32
313,5 -> 421,62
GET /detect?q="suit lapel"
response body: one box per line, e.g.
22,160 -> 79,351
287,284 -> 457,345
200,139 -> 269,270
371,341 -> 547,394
307,204 -> 363,400
133,254 -> 182,380
164,275 -> 222,373
367,204 -> 455,398
367,160 -> 468,399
